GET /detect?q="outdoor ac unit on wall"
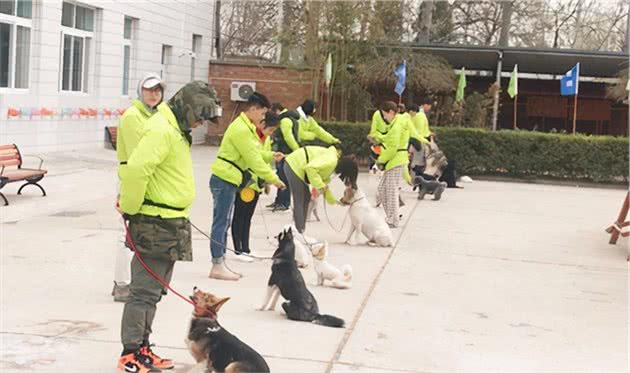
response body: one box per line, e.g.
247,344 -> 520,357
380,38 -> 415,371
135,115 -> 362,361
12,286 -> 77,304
230,81 -> 256,102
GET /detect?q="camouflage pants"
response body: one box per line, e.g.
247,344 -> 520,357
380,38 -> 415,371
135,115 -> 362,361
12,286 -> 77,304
121,255 -> 174,350
120,214 -> 191,350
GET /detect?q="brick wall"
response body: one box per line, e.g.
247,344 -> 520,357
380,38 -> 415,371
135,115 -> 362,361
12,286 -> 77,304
207,61 -> 314,143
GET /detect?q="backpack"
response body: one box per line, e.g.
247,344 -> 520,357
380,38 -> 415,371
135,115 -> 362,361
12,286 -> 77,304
272,110 -> 301,154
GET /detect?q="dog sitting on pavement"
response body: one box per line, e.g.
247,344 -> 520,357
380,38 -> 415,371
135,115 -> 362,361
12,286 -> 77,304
187,287 -> 270,373
339,185 -> 394,247
309,241 -> 352,289
257,228 -> 345,328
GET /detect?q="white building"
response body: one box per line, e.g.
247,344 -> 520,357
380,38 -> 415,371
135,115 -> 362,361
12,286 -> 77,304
0,0 -> 216,152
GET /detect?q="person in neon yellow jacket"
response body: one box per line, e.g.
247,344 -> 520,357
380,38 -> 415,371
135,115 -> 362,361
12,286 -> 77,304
112,73 -> 164,303
296,99 -> 340,145
231,112 -> 281,263
411,98 -> 433,140
209,92 -> 285,281
375,101 -> 408,228
284,145 -> 357,235
117,81 -> 222,372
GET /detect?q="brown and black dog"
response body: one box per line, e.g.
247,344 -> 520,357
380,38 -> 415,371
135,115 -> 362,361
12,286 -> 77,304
187,287 -> 269,373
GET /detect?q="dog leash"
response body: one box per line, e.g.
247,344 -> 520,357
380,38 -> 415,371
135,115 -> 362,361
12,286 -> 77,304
189,221 -> 275,261
321,196 -> 363,234
123,220 -> 196,306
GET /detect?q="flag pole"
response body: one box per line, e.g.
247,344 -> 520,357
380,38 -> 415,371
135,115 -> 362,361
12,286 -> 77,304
398,94 -> 402,105
513,95 -> 517,129
572,93 -> 578,135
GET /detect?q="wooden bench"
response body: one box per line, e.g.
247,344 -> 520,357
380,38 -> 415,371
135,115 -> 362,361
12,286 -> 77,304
0,144 -> 48,206
105,126 -> 118,150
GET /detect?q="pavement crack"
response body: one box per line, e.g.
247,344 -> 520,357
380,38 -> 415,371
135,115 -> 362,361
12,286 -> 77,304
324,199 -> 421,373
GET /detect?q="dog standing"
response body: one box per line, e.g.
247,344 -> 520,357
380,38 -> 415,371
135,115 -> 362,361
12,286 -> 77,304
257,228 -> 345,328
310,242 -> 352,289
340,186 -> 394,247
187,288 -> 270,373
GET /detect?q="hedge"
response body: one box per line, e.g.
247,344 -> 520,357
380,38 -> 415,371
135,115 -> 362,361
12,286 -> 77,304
319,121 -> 629,183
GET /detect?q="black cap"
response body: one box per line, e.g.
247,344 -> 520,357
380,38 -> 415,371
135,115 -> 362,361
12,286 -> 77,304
263,112 -> 280,128
301,99 -> 316,116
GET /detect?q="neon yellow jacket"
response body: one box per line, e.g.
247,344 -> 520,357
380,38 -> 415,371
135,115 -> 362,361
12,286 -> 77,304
279,109 -> 301,152
298,114 -> 340,144
248,136 -> 273,193
116,99 -> 154,163
211,112 -> 280,187
119,103 -> 195,218
377,116 -> 409,172
413,111 -> 431,139
285,145 -> 338,204
369,110 -> 389,144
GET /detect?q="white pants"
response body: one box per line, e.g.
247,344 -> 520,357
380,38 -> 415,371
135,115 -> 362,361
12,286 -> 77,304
114,216 -> 133,285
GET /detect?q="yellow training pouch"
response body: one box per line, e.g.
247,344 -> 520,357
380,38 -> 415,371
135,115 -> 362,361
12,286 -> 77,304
239,187 -> 255,203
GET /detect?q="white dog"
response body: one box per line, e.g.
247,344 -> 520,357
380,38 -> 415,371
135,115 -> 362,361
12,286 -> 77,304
310,242 -> 352,289
340,186 -> 394,247
284,224 -> 314,268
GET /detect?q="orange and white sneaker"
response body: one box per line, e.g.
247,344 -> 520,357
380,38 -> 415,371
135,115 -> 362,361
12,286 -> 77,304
139,344 -> 174,370
117,351 -> 161,372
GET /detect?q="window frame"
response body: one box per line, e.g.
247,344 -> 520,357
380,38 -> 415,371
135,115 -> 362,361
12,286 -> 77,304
122,16 -> 135,96
160,44 -> 172,80
59,1 -> 95,93
190,34 -> 201,81
0,11 -> 32,91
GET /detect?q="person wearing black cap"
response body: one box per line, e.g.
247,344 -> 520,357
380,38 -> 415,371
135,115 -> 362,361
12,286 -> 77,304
296,99 -> 340,146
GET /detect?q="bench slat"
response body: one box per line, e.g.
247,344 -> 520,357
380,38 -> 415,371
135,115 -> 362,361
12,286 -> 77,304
0,159 -> 20,168
0,144 -> 17,151
0,154 -> 20,162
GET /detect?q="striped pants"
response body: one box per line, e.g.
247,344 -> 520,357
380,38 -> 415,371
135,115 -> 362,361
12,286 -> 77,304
377,165 -> 403,227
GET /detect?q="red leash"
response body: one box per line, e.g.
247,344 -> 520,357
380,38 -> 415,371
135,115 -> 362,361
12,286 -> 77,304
123,220 -> 195,307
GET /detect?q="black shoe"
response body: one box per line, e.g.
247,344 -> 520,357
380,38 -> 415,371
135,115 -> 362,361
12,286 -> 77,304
265,202 -> 278,209
273,205 -> 289,212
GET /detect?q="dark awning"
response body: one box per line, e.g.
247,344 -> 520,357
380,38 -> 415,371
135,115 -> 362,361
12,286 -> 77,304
390,44 -> 628,78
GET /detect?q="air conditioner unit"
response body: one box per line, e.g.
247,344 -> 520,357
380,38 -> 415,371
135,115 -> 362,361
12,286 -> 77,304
230,81 -> 256,102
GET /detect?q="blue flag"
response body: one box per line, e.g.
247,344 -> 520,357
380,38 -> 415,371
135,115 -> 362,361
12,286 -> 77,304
394,61 -> 406,96
560,63 -> 580,96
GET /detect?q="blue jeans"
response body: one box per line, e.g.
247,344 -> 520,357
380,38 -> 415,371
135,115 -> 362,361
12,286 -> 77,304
209,175 -> 237,263
273,158 -> 291,208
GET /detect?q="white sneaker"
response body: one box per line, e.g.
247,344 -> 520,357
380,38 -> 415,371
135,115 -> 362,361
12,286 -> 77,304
234,253 -> 254,263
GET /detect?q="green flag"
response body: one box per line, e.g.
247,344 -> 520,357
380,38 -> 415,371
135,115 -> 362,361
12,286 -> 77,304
325,53 -> 332,88
455,68 -> 466,102
508,64 -> 518,99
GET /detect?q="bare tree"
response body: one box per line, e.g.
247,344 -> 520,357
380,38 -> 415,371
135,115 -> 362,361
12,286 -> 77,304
498,1 -> 513,47
416,0 -> 435,44
220,0 -> 281,60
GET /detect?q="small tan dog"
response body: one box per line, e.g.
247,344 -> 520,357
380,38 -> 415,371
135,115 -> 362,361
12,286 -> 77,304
187,287 -> 269,373
310,242 -> 353,289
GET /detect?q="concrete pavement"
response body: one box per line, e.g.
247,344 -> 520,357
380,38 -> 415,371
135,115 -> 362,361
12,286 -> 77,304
0,145 -> 627,372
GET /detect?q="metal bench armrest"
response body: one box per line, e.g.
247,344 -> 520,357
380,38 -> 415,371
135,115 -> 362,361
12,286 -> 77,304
21,155 -> 44,170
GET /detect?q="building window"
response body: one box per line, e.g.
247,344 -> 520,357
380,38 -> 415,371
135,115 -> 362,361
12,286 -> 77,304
161,44 -> 171,80
122,16 -> 135,95
1,0 -> 32,19
60,1 -> 94,92
0,0 -> 32,88
191,34 -> 201,80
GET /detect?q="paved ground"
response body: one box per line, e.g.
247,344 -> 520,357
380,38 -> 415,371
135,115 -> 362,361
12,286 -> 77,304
1,145 -> 628,372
